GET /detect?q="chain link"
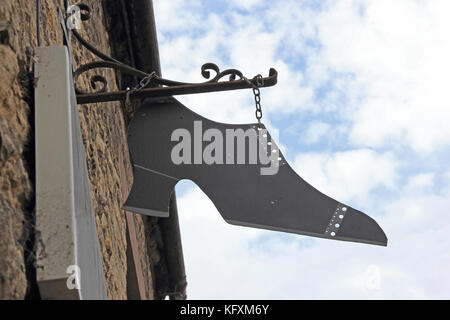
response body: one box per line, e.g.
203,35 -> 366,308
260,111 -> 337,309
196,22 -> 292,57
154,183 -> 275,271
245,74 -> 264,126
125,71 -> 157,108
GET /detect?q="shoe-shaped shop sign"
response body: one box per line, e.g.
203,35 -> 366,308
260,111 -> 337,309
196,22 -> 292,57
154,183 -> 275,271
123,97 -> 387,247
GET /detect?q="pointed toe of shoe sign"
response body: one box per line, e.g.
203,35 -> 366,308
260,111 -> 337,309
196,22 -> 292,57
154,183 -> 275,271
124,97 -> 387,246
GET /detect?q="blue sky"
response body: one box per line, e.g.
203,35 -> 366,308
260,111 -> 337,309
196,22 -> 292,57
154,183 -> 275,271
153,0 -> 450,299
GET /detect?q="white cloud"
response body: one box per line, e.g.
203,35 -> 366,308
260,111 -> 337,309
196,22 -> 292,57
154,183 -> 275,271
293,149 -> 398,204
444,171 -> 450,195
228,0 -> 263,11
236,0 -> 450,154
155,1 -> 320,120
406,173 -> 435,190
311,0 -> 450,153
153,0 -> 203,34
303,121 -> 331,144
264,62 -> 317,114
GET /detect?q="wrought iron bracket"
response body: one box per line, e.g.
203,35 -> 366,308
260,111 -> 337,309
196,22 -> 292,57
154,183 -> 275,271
76,66 -> 278,105
59,3 -> 278,105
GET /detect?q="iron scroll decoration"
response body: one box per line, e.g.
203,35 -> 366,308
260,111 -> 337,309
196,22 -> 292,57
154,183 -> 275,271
62,3 -> 387,246
73,60 -> 277,102
64,4 -> 277,104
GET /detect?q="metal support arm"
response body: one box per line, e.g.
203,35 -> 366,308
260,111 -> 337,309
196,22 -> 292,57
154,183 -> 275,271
76,67 -> 278,104
62,3 -> 278,105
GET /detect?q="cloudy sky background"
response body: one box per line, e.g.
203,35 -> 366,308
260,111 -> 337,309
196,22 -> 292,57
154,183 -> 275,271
153,0 -> 450,299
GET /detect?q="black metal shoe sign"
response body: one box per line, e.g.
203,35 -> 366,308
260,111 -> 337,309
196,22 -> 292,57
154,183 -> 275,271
124,97 -> 387,246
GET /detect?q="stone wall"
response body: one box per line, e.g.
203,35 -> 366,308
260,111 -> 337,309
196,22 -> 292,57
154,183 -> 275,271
0,0 -> 156,299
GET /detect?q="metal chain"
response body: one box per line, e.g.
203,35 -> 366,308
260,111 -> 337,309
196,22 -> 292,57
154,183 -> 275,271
125,71 -> 157,107
245,74 -> 264,126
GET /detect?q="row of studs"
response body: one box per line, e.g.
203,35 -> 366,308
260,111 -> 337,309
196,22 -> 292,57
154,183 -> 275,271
325,204 -> 348,237
255,126 -> 285,165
